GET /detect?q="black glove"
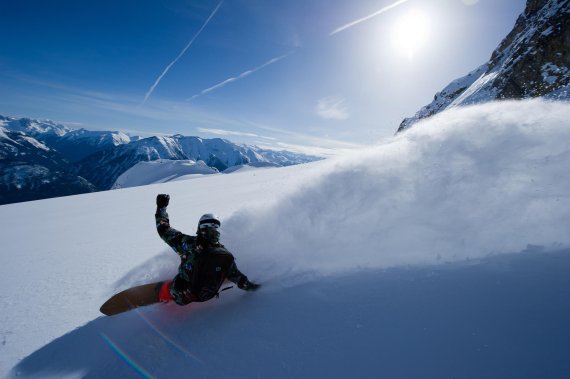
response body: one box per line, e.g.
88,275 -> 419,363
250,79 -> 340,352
156,194 -> 170,208
238,275 -> 260,291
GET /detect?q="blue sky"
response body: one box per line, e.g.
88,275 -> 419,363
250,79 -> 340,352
0,0 -> 526,155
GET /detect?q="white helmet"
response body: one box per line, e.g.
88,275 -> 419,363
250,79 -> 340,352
198,213 -> 221,229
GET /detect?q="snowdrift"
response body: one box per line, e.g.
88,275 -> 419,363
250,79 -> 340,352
1,99 -> 569,378
222,99 -> 570,282
112,159 -> 218,189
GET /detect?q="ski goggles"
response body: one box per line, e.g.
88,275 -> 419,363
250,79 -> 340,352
199,222 -> 219,229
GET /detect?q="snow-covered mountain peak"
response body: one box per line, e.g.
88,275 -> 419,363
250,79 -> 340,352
0,115 -> 73,137
65,128 -> 132,146
398,0 -> 569,132
110,131 -> 131,145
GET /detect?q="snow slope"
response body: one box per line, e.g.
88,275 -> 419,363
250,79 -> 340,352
111,159 -> 276,189
112,160 -> 218,189
1,99 -> 569,378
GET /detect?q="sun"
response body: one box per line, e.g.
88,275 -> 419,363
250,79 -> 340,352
390,9 -> 431,62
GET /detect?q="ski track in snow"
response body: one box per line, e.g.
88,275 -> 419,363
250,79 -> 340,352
1,99 -> 570,377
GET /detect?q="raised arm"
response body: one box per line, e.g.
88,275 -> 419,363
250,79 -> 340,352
155,194 -> 194,257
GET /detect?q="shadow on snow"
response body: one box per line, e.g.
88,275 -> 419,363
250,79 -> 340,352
11,249 -> 570,378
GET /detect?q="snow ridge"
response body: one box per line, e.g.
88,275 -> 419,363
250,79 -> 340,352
398,0 -> 570,131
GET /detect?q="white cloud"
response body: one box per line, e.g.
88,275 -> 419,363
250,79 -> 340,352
143,0 -> 224,104
330,0 -> 410,35
188,50 -> 295,101
196,127 -> 276,140
263,141 -> 359,158
316,96 -> 350,120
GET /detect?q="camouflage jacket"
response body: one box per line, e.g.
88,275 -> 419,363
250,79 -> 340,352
155,207 -> 244,283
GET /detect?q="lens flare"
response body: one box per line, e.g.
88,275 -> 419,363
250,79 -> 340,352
101,333 -> 155,379
133,309 -> 205,364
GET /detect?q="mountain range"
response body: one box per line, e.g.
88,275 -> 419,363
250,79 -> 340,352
398,0 -> 569,132
0,116 -> 320,205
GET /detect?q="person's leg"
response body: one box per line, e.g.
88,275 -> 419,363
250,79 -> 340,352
169,274 -> 196,305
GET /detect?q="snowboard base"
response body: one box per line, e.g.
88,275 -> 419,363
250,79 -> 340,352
100,280 -> 169,316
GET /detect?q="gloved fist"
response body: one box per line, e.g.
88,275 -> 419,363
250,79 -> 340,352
156,194 -> 170,208
238,276 -> 260,291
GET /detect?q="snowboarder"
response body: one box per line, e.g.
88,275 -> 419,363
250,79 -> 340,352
155,194 -> 259,305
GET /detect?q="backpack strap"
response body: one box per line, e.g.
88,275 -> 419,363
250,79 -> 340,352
215,285 -> 234,298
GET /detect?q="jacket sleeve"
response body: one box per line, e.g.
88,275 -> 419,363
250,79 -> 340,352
155,207 -> 195,258
225,260 -> 247,284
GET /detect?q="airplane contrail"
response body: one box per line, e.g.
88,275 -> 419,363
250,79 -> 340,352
330,0 -> 410,35
143,0 -> 224,104
188,50 -> 295,101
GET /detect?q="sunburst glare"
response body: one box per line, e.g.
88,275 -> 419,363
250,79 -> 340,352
390,9 -> 431,62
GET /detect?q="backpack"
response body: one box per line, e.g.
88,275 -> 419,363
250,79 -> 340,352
190,246 -> 235,302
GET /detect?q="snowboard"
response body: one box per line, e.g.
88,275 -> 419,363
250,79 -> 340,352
100,280 -> 170,316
